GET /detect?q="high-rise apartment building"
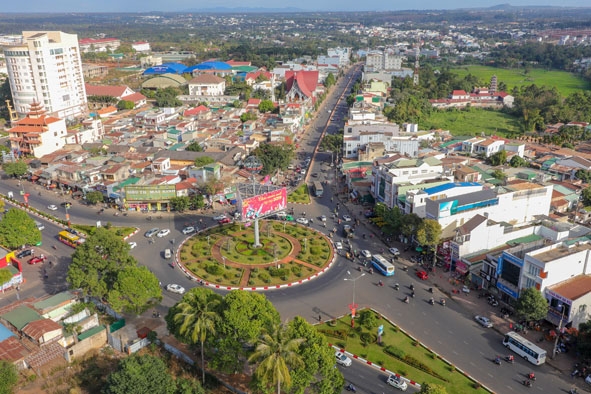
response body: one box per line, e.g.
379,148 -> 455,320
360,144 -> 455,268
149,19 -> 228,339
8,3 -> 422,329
3,31 -> 87,120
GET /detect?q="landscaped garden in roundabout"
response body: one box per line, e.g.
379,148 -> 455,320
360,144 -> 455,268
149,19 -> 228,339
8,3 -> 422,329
178,220 -> 334,287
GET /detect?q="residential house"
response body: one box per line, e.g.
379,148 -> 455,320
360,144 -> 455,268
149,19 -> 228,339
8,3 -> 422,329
473,139 -> 505,158
188,74 -> 226,96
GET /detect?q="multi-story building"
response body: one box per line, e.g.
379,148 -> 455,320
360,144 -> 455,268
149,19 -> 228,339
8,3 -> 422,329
3,31 -> 87,120
326,47 -> 351,67
364,49 -> 403,72
78,37 -> 120,53
342,123 -> 419,159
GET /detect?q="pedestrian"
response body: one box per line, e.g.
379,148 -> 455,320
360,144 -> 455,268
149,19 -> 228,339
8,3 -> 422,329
318,314 -> 322,322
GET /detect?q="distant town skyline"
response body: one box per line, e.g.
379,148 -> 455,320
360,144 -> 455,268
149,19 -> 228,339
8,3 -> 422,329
2,0 -> 590,13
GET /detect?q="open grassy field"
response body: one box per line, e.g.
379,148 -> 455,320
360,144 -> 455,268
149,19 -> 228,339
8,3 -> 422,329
451,65 -> 591,97
423,108 -> 521,137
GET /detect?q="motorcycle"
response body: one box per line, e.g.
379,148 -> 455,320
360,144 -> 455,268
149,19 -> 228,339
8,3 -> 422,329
429,298 -> 435,305
52,245 -> 57,250
428,287 -> 434,293
394,283 -> 400,291
527,373 -> 536,381
523,380 -> 532,388
346,383 -> 357,392
505,355 -> 515,364
411,291 -> 415,298
570,388 -> 578,394
494,357 -> 501,366
377,281 -> 384,287
440,299 -> 446,306
410,284 -> 415,291
404,296 -> 410,304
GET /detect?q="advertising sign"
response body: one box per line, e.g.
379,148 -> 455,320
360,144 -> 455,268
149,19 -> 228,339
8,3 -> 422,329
240,188 -> 287,220
125,185 -> 177,201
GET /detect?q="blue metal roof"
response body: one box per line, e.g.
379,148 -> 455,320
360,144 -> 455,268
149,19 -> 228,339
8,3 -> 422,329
424,182 -> 481,195
0,323 -> 15,342
186,61 -> 231,72
143,62 -> 188,75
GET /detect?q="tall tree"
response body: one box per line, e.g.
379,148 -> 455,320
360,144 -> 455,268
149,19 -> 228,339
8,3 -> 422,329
251,143 -> 294,175
169,196 -> 190,212
2,161 -> 28,178
514,287 -> 548,321
0,209 -> 41,249
416,219 -> 442,265
0,360 -> 18,394
107,266 -> 162,315
103,354 -> 176,394
186,141 -> 203,152
169,288 -> 222,384
249,322 -> 305,394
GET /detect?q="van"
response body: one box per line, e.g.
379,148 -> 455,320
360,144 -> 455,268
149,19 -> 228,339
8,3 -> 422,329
35,221 -> 45,231
164,249 -> 172,259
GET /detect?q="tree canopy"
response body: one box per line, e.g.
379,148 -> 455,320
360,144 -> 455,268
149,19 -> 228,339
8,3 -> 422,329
320,134 -> 343,155
169,196 -> 190,212
103,354 -> 176,394
2,161 -> 28,178
67,227 -> 161,313
85,191 -> 104,205
0,360 -> 18,394
0,209 -> 41,249
194,156 -> 215,168
185,141 -> 203,152
418,382 -> 448,394
251,143 -> 294,175
258,99 -> 275,113
154,87 -> 182,108
514,287 -> 548,321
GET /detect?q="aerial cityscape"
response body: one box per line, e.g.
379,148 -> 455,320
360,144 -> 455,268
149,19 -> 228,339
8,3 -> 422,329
1,4 -> 591,394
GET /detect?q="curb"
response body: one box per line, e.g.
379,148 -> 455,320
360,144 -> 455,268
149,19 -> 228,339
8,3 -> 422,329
174,227 -> 338,291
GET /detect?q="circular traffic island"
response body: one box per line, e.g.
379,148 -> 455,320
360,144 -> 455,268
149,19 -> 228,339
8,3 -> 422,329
178,221 -> 335,289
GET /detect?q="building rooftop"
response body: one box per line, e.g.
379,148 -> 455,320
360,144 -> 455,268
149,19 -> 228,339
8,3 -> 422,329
549,275 -> 591,301
1,306 -> 41,331
531,242 -> 591,263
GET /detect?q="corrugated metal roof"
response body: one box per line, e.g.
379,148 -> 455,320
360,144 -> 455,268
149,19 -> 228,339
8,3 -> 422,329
1,306 -> 41,330
78,324 -> 106,341
33,292 -> 75,312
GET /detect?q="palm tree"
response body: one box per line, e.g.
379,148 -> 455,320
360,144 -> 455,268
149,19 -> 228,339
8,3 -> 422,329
172,289 -> 220,385
248,323 -> 305,394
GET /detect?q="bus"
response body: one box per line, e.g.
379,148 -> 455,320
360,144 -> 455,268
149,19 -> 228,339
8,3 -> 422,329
58,230 -> 86,248
371,254 -> 395,276
312,181 -> 324,197
502,331 -> 547,365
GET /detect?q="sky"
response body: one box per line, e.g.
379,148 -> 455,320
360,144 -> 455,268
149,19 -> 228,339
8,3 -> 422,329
2,0 -> 590,13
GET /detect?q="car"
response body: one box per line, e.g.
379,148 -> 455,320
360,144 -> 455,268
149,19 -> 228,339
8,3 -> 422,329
17,249 -> 34,259
213,214 -> 227,221
157,229 -> 170,238
128,242 -> 137,249
311,173 -> 318,177
320,215 -> 327,222
218,217 -> 232,224
28,256 -> 46,265
300,169 -> 306,175
335,241 -> 343,250
166,284 -> 185,294
287,165 -> 295,170
335,351 -> 352,367
416,270 -> 429,280
60,202 -> 72,208
47,204 -> 58,211
361,250 -> 372,258
474,315 -> 493,328
144,228 -> 160,238
296,217 -> 309,225
182,226 -> 195,235
462,285 -> 471,294
389,247 -> 400,256
164,248 -> 173,259
342,215 -> 352,222
285,215 -> 295,221
386,375 -> 408,391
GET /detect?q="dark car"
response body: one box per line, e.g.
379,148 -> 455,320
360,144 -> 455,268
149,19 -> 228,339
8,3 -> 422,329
17,249 -> 34,259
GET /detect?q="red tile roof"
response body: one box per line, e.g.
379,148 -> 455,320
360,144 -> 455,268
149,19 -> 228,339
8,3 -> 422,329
452,90 -> 468,96
285,70 -> 319,100
121,92 -> 146,103
184,105 -> 209,117
189,74 -> 225,84
85,84 -> 130,98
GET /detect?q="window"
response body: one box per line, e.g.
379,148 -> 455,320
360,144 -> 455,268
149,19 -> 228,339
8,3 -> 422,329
579,305 -> 587,313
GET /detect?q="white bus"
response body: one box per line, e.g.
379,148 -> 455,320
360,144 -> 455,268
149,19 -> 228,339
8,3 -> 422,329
371,254 -> 395,276
502,331 -> 546,365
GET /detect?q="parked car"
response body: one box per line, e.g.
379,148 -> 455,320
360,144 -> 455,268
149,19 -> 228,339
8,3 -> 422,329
335,351 -> 352,367
17,249 -> 34,259
416,270 -> 429,280
144,228 -> 160,238
166,284 -> 185,294
28,256 -> 46,265
218,217 -> 232,224
389,247 -> 400,256
182,226 -> 195,235
157,229 -> 170,238
296,217 -> 309,225
474,315 -> 493,328
342,215 -> 352,222
387,375 -> 408,391
213,214 -> 227,221
47,204 -> 58,211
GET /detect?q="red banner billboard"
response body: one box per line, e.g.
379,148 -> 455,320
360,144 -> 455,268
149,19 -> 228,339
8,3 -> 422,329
240,188 -> 287,221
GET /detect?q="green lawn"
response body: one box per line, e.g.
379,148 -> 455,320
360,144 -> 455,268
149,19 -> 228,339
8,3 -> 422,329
72,224 -> 137,238
320,310 -> 485,393
451,65 -> 591,97
423,108 -> 521,137
288,184 -> 311,204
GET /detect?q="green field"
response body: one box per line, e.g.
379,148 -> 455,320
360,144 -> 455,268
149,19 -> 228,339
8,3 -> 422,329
451,65 -> 591,97
423,108 -> 521,137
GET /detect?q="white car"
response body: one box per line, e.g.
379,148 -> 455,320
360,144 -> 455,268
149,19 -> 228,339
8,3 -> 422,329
387,375 -> 408,391
300,169 -> 306,175
47,204 -> 58,211
389,247 -> 400,256
182,226 -> 195,235
342,215 -> 352,222
335,241 -> 343,250
144,228 -> 160,238
296,217 -> 309,225
361,250 -> 372,258
166,284 -> 185,294
474,315 -> 493,328
335,351 -> 352,367
213,214 -> 227,221
320,215 -> 327,222
157,229 -> 170,238
128,242 -> 137,249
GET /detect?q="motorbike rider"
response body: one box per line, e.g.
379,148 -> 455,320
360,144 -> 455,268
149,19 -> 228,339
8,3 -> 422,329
494,356 -> 501,365
524,380 -> 532,387
404,296 -> 410,303
411,291 -> 415,298
528,372 -> 535,380
507,354 -> 514,362
378,280 -> 383,287
441,298 -> 446,306
429,297 -> 434,304
394,283 -> 400,290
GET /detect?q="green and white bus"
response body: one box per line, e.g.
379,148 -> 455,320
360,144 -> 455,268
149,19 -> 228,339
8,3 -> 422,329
312,181 -> 324,197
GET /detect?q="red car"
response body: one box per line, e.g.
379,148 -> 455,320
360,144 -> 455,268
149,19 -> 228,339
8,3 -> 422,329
28,256 -> 47,265
416,270 -> 429,280
218,217 -> 232,224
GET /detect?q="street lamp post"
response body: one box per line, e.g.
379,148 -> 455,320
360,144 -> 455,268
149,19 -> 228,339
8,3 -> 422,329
221,256 -> 226,269
552,304 -> 567,359
344,270 -> 365,327
65,204 -> 70,227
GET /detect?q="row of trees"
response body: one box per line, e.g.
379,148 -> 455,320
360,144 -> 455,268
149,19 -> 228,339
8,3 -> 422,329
166,288 -> 344,393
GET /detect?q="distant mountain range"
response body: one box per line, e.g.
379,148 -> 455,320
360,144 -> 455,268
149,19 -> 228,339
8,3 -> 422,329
183,7 -> 304,13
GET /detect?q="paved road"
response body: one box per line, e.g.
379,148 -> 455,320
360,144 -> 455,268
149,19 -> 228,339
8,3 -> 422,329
0,65 -> 575,393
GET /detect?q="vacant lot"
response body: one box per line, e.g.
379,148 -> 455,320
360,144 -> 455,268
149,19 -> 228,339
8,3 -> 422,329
451,65 -> 590,97
423,108 -> 521,137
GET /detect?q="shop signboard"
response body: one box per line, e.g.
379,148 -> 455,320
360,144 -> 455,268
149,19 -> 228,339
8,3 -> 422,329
125,185 -> 177,201
240,188 -> 287,221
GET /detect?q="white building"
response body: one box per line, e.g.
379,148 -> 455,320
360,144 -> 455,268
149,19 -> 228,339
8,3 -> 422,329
343,123 -> 419,159
405,182 -> 483,217
188,74 -> 226,96
132,41 -> 151,53
473,139 -> 505,158
326,47 -> 351,67
3,31 -> 87,120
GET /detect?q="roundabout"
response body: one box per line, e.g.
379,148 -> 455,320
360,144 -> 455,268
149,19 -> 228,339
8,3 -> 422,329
176,220 -> 336,289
